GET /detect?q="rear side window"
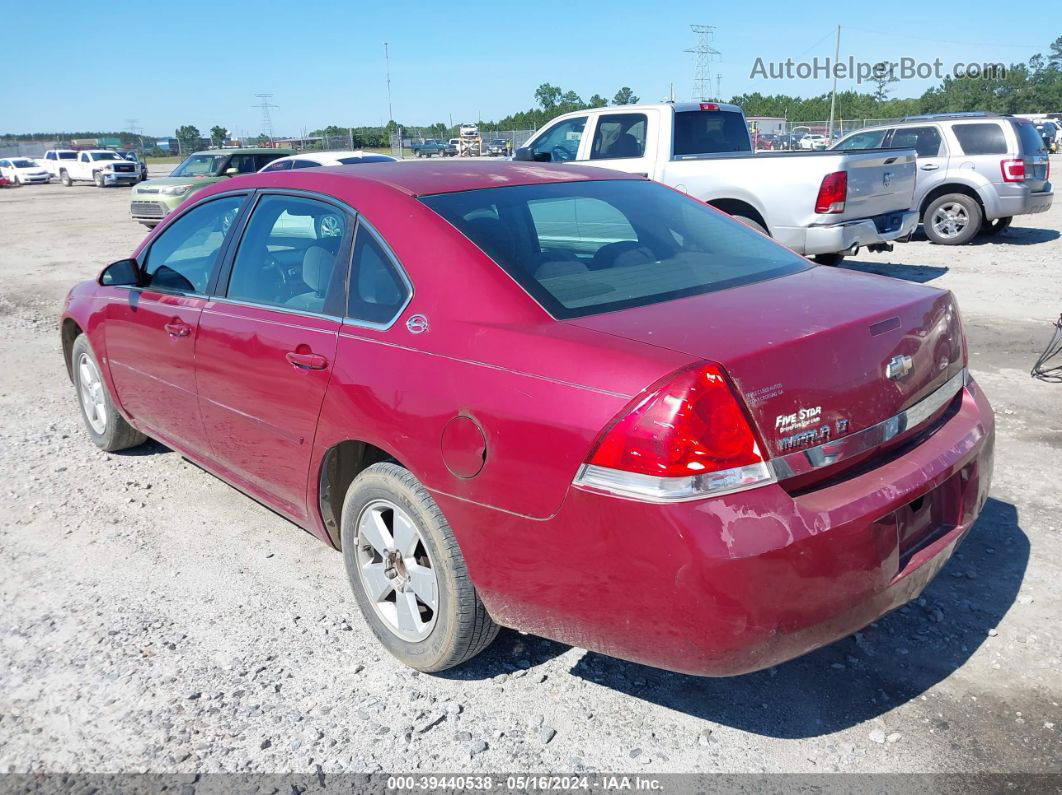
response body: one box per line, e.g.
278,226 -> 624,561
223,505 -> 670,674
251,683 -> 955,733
346,226 -> 410,325
59,152 -> 76,160
673,110 -> 750,156
260,159 -> 292,172
143,196 -> 244,293
888,126 -> 943,157
951,123 -> 1007,155
590,113 -> 647,160
1015,122 -> 1047,154
291,159 -> 318,169
421,180 -> 807,319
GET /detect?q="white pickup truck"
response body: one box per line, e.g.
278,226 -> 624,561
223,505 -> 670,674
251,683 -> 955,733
42,148 -> 140,188
515,102 -> 919,263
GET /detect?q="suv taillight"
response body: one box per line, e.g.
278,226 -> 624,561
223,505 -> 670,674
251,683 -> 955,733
1001,159 -> 1026,182
814,171 -> 847,214
573,363 -> 774,501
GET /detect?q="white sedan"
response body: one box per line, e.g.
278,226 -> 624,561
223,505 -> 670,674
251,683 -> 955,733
258,151 -> 397,172
0,157 -> 51,185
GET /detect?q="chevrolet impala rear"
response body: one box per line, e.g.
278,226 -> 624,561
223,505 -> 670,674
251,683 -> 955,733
63,163 -> 993,676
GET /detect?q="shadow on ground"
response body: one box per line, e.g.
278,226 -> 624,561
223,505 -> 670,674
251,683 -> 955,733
560,498 -> 1026,739
842,259 -> 949,283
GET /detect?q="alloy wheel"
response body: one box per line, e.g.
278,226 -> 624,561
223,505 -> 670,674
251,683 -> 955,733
931,202 -> 969,239
77,352 -> 107,434
355,499 -> 439,642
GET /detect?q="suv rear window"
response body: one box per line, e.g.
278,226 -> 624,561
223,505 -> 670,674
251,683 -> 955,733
421,180 -> 807,319
673,110 -> 751,157
951,123 -> 1007,155
1015,121 -> 1047,154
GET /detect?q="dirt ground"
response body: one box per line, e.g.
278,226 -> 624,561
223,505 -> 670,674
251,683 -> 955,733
0,163 -> 1059,776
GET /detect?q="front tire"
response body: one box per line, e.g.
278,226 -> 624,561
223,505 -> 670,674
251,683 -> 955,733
70,335 -> 146,452
60,170 -> 72,187
341,462 -> 498,672
923,193 -> 982,245
94,171 -> 105,188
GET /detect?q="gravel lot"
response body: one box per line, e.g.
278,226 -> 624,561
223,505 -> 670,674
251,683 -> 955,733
0,163 -> 1059,776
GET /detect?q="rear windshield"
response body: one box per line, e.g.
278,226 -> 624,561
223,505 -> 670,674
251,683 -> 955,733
420,180 -> 808,319
673,110 -> 751,157
337,155 -> 395,164
1015,121 -> 1047,154
951,123 -> 1007,155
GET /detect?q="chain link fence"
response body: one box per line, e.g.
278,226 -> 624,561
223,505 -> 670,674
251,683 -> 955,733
750,118 -> 905,151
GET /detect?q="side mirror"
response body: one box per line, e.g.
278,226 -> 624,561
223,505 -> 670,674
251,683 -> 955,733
224,167 -> 239,175
99,258 -> 142,287
513,147 -> 534,162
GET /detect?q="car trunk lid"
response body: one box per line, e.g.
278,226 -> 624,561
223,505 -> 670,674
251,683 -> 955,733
568,266 -> 964,468
826,149 -> 917,223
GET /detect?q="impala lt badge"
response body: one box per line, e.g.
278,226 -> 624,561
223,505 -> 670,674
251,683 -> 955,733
886,354 -> 913,380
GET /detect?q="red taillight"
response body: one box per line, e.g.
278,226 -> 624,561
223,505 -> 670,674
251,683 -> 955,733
1000,159 -> 1025,182
587,363 -> 765,478
814,171 -> 847,214
699,102 -> 720,111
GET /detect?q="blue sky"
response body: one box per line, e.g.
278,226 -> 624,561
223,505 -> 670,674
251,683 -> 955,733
0,0 -> 1049,136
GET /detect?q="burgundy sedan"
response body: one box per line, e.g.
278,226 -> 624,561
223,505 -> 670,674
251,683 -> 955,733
61,162 -> 994,675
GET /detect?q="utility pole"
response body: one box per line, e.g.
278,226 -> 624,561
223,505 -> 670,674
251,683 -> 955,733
384,42 -> 394,125
715,74 -> 722,102
827,26 -> 840,140
685,24 -> 720,102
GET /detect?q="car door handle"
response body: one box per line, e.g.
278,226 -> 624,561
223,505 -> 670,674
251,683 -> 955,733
164,320 -> 190,337
920,164 -> 939,171
285,351 -> 328,371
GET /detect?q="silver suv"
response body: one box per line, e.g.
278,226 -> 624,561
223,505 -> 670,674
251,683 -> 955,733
832,112 -> 1052,245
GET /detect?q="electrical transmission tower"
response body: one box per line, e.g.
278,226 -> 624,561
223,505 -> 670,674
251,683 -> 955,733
253,94 -> 278,142
685,25 -> 720,101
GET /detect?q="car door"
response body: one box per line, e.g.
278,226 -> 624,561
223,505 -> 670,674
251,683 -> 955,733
584,111 -> 654,177
885,125 -> 948,205
102,194 -> 247,451
195,192 -> 351,520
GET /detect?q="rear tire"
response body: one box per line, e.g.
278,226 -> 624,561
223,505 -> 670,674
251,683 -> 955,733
70,335 -> 147,452
812,252 -> 845,266
341,462 -> 499,672
923,193 -> 982,245
731,214 -> 769,236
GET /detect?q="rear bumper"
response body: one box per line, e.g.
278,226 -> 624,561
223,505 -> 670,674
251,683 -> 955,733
795,210 -> 919,256
434,377 -> 994,676
994,185 -> 1052,219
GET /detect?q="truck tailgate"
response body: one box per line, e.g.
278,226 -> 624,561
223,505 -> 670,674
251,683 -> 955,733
834,149 -> 917,221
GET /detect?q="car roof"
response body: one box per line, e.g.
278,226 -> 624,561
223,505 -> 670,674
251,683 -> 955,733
192,147 -> 296,155
266,151 -> 396,165
244,160 -> 643,197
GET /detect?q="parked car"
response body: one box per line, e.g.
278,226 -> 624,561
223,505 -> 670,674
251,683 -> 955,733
52,149 -> 140,187
117,150 -> 149,181
459,123 -> 478,137
0,156 -> 51,185
832,112 -> 1053,244
61,161 -> 994,676
799,134 -> 828,150
515,102 -> 918,264
129,147 -> 294,227
258,151 -> 397,171
485,138 -> 509,156
41,148 -> 79,179
410,140 -> 456,158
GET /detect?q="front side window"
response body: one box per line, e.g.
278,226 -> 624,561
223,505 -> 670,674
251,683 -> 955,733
421,180 -> 808,319
346,226 -> 409,325
590,113 -> 647,160
142,196 -> 245,293
45,152 -> 56,160
952,123 -> 1007,155
171,154 -> 223,177
833,129 -> 888,150
226,195 -> 349,314
888,126 -> 943,157
529,116 -> 586,162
